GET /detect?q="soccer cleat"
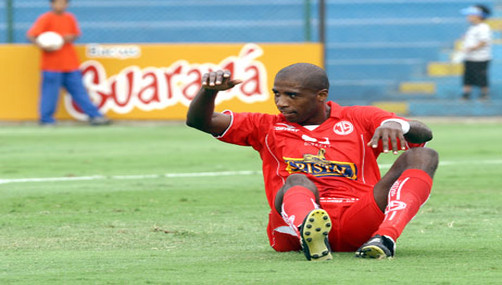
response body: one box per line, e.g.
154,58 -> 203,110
355,235 -> 395,259
299,209 -> 332,261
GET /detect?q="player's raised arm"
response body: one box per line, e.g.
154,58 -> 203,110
368,119 -> 433,154
186,70 -> 242,136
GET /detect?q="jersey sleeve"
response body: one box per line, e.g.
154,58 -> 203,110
346,106 -> 425,151
216,111 -> 276,151
348,105 -> 399,132
68,13 -> 81,36
26,14 -> 48,37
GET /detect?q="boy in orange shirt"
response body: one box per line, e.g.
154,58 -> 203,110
27,0 -> 110,126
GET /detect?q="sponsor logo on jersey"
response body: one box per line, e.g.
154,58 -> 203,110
301,134 -> 317,142
333,121 -> 354,135
274,123 -> 299,132
301,135 -> 330,144
283,148 -> 357,179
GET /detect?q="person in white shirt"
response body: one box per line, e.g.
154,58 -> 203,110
460,4 -> 492,100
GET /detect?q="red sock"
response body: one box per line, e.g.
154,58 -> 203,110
375,169 -> 433,241
281,186 -> 318,237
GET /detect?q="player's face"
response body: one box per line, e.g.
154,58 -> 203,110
272,76 -> 327,125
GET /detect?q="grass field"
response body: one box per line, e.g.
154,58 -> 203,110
0,120 -> 501,284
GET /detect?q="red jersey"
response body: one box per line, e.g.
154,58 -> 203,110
27,11 -> 81,71
218,101 -> 423,210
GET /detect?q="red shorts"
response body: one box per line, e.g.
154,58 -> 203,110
267,191 -> 384,252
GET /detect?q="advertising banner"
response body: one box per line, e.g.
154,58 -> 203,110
0,43 -> 322,120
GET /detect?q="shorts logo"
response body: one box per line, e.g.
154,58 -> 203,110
284,148 -> 357,179
333,121 -> 354,135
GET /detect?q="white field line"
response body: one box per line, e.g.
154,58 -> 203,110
380,159 -> 502,170
0,160 -> 501,185
0,171 -> 261,185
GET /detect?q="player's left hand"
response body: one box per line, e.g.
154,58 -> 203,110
367,121 -> 407,154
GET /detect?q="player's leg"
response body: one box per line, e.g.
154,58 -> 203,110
480,86 -> 489,100
274,174 -> 332,261
335,192 -> 385,252
478,61 -> 489,100
40,71 -> 63,124
267,209 -> 302,252
462,85 -> 472,100
274,174 -> 319,215
462,61 -> 473,100
63,70 -> 110,124
356,147 -> 439,258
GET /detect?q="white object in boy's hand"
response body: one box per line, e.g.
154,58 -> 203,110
36,31 -> 64,51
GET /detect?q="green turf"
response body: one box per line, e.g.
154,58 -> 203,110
0,121 -> 501,284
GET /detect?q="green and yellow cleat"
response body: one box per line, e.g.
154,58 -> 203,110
299,209 -> 332,261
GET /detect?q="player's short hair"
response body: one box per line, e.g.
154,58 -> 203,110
276,63 -> 329,91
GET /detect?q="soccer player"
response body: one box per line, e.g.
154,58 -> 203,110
186,63 -> 438,260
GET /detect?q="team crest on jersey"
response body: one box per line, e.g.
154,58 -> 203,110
333,121 -> 354,135
284,148 -> 357,179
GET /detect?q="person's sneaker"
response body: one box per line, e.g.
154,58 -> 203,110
39,122 -> 56,127
461,93 -> 470,100
355,235 -> 395,259
299,209 -> 332,261
479,94 -> 490,101
89,116 -> 112,126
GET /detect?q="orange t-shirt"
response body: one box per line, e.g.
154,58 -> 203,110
27,11 -> 81,72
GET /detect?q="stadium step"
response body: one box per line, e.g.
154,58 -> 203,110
399,81 -> 436,94
371,101 -> 409,115
427,62 -> 463,77
487,18 -> 502,31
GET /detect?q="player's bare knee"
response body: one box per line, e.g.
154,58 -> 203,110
274,174 -> 317,213
403,148 -> 439,176
412,147 -> 438,164
284,174 -> 316,189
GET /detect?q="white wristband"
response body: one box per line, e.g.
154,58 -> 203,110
380,119 -> 410,134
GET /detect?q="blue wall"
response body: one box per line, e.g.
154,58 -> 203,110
2,1 -> 310,43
